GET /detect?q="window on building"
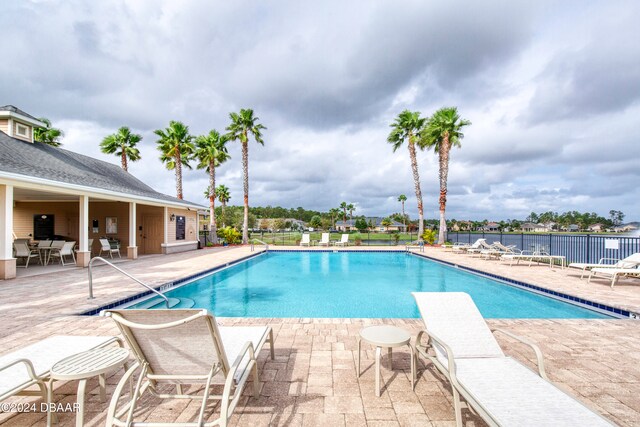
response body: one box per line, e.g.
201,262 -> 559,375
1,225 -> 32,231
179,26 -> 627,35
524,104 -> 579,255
16,123 -> 29,137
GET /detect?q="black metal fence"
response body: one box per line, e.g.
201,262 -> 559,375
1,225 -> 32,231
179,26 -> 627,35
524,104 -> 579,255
448,232 -> 640,264
200,230 -> 420,247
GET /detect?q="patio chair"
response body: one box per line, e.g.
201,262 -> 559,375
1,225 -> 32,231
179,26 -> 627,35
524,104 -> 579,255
0,336 -> 122,405
588,265 -> 640,288
102,309 -> 275,427
465,239 -> 493,255
317,232 -> 330,247
13,241 -> 39,268
334,234 -> 350,247
412,292 -> 612,427
99,238 -> 121,258
299,233 -> 311,247
49,241 -> 77,266
480,241 -> 519,260
569,253 -> 640,279
37,240 -> 52,264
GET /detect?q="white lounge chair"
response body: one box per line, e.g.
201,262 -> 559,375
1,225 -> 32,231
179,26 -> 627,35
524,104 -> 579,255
480,241 -> 519,259
569,253 -> 640,279
412,292 -> 612,427
13,241 -> 39,268
334,234 -> 350,247
103,309 -> 275,427
453,238 -> 486,253
588,265 -> 640,288
49,241 -> 77,266
0,335 -> 121,405
299,233 -> 311,247
317,232 -> 330,247
99,238 -> 121,258
465,239 -> 493,255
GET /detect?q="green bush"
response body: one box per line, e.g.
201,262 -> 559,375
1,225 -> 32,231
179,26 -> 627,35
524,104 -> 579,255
422,229 -> 437,245
220,226 -> 242,245
352,233 -> 363,246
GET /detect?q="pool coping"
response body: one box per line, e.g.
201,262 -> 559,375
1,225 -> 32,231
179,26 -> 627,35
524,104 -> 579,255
82,249 -> 638,320
410,252 -> 638,320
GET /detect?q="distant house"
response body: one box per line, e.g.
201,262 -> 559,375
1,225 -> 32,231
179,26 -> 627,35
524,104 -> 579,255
521,222 -> 548,232
336,217 -> 406,232
482,222 -> 500,232
588,223 -> 606,232
451,220 -> 472,232
567,224 -> 580,232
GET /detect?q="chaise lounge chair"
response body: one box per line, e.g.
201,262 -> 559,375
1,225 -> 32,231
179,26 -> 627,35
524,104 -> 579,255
479,241 -> 519,260
412,292 -> 612,427
0,336 -> 122,405
333,234 -> 350,247
317,232 -> 330,247
465,239 -> 494,256
103,309 -> 275,427
569,253 -> 640,279
588,265 -> 640,288
453,238 -> 487,254
299,233 -> 311,247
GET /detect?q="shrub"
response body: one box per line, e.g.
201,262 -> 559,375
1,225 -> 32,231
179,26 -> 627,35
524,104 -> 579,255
220,226 -> 242,245
353,233 -> 363,246
422,229 -> 437,245
392,234 -> 400,245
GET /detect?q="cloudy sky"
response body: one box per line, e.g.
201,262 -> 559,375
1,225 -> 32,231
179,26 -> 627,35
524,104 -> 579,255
2,0 -> 639,221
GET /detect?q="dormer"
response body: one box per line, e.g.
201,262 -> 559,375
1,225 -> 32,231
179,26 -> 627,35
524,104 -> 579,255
0,105 -> 46,143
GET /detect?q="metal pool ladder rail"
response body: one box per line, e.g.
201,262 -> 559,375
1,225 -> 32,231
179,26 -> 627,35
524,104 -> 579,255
251,239 -> 269,252
87,256 -> 170,308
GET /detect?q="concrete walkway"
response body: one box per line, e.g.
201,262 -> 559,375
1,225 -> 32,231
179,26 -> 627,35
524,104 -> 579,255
0,246 -> 638,426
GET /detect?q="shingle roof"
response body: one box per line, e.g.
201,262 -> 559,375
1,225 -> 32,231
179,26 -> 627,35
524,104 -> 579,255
0,105 -> 40,122
0,131 -> 202,208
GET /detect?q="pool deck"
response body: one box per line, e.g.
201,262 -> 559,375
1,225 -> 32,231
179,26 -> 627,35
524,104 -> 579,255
0,246 -> 638,426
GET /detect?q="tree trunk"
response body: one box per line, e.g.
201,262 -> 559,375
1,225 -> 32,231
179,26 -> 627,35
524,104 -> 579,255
401,202 -> 405,230
242,138 -> 249,244
175,148 -> 183,199
221,201 -> 226,228
121,150 -> 128,172
209,162 -> 218,244
408,137 -> 424,239
438,134 -> 451,244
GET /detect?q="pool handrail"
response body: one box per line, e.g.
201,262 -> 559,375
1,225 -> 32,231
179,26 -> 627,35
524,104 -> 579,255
251,239 -> 269,252
87,256 -> 170,308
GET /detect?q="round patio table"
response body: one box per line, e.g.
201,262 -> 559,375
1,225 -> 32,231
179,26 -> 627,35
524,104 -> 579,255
357,325 -> 415,396
47,346 -> 129,427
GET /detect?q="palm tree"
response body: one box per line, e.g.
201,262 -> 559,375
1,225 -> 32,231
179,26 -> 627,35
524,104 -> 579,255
421,107 -> 471,244
339,202 -> 348,224
329,208 -> 341,229
154,121 -> 195,199
225,109 -> 266,244
347,204 -> 355,224
216,185 -> 231,227
100,126 -> 142,171
34,118 -> 64,147
196,130 -> 230,244
388,110 -> 427,238
398,194 -> 407,230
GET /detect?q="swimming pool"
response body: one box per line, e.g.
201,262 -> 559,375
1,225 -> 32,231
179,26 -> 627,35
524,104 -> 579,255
125,251 -> 612,318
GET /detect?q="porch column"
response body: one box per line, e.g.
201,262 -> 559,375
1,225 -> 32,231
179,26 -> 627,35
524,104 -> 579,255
76,195 -> 90,267
128,202 -> 138,259
163,206 -> 169,254
0,185 -> 16,279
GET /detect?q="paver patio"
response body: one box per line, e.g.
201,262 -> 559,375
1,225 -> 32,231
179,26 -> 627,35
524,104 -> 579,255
0,246 -> 638,426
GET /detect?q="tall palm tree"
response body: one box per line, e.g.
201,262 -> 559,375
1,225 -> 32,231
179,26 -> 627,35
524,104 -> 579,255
100,126 -> 142,171
196,130 -> 230,244
339,202 -> 348,224
34,117 -> 64,147
348,203 -> 355,224
398,194 -> 407,229
154,121 -> 195,199
329,208 -> 341,229
388,110 -> 427,238
225,109 -> 266,244
421,107 -> 471,244
216,185 -> 231,227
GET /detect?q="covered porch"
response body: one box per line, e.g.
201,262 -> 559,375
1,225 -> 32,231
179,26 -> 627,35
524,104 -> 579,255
0,182 -> 200,280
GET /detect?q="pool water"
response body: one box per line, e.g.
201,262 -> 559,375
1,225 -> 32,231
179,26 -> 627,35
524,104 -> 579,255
128,252 -> 610,319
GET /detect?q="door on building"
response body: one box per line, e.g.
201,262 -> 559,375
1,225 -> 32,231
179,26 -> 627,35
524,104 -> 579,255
33,214 -> 55,240
142,215 -> 163,254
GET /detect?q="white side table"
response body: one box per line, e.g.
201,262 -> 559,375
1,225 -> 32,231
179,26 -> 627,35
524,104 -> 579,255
357,325 -> 415,397
47,346 -> 129,427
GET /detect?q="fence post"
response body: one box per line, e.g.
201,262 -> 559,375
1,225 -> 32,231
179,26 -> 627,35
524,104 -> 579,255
521,233 -> 524,250
586,234 -> 591,263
